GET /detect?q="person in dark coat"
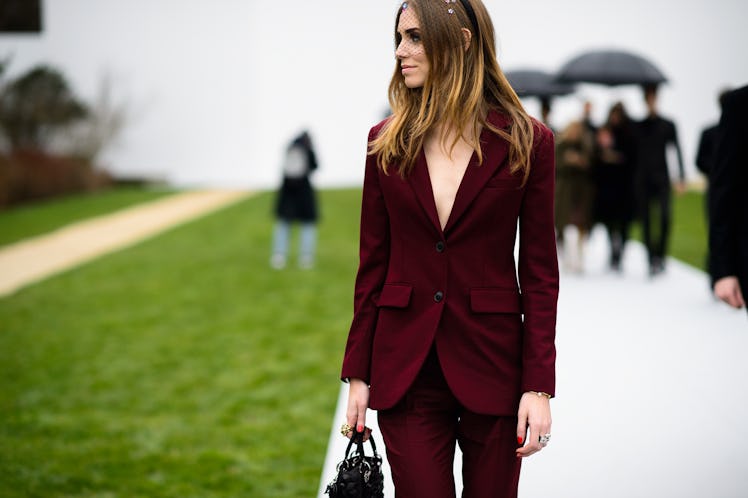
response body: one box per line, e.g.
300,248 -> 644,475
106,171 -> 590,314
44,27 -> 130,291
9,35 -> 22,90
270,130 -> 319,269
696,88 -> 730,277
634,84 -> 686,277
709,84 -> 748,313
696,90 -> 730,178
592,102 -> 637,272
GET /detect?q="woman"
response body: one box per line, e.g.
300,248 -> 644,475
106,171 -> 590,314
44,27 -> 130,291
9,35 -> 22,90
554,120 -> 594,273
592,102 -> 636,272
340,1 -> 558,496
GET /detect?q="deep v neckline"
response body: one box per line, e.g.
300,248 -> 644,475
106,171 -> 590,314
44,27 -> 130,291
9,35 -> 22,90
406,111 -> 511,237
423,145 -> 476,232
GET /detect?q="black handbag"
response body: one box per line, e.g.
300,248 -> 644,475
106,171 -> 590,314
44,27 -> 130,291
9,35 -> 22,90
325,430 -> 384,498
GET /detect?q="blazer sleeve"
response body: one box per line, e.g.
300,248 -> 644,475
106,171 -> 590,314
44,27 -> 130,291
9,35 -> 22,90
518,124 -> 559,396
341,127 -> 390,383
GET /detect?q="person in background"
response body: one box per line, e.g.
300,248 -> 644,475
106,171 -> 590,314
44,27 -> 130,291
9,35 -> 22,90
696,90 -> 730,178
634,84 -> 686,277
696,88 -> 730,277
555,120 -> 594,273
581,99 -> 597,141
270,130 -> 319,269
341,1 -> 558,496
709,84 -> 748,313
592,102 -> 636,272
540,97 -> 553,132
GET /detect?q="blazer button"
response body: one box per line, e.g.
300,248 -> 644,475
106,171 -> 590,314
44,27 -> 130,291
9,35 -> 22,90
436,241 -> 445,253
434,291 -> 444,302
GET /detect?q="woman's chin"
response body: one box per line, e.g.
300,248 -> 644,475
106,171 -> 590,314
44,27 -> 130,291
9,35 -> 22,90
402,77 -> 424,89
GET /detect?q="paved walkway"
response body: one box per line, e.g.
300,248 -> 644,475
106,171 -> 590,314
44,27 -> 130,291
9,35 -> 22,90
319,226 -> 748,498
0,190 -> 252,297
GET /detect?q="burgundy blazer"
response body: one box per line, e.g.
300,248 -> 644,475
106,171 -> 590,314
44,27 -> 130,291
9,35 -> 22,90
341,110 -> 559,415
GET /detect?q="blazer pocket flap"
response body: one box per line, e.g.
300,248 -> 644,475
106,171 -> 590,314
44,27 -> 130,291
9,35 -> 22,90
470,288 -> 522,314
486,174 -> 523,189
376,284 -> 413,308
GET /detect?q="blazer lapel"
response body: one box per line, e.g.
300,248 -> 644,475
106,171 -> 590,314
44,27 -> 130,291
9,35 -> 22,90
407,149 -> 443,234
443,112 -> 511,234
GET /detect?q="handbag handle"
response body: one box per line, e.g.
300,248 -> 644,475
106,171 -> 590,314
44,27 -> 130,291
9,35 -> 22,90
343,429 -> 380,460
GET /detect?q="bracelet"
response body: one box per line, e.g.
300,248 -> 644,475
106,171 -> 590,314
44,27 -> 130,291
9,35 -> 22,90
528,390 -> 552,399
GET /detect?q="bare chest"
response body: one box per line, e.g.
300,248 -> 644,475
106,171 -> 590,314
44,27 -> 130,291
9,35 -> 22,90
424,143 -> 474,230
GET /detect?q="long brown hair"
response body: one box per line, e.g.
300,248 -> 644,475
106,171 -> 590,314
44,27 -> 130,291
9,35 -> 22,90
369,0 -> 535,184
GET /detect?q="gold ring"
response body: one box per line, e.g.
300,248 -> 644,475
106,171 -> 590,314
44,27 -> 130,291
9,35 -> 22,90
340,423 -> 353,437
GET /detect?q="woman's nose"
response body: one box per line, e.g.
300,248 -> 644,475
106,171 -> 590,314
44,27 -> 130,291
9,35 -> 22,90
395,41 -> 407,59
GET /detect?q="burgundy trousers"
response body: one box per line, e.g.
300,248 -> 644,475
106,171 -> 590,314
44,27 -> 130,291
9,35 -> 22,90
377,346 -> 521,498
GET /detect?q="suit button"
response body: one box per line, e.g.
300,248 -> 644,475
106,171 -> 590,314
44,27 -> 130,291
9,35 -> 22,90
436,241 -> 445,253
434,291 -> 444,302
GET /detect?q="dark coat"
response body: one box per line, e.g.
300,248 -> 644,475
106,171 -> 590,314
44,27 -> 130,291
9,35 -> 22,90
709,84 -> 748,294
696,123 -> 720,176
274,134 -> 318,222
593,125 -> 637,224
341,112 -> 559,415
634,115 -> 685,190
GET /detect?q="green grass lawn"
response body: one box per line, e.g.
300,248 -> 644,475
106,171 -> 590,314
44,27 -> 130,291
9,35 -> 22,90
0,186 -> 175,248
670,191 -> 709,270
0,189 -> 361,497
0,186 -> 709,497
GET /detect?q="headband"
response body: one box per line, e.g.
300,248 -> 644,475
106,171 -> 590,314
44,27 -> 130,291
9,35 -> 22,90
457,0 -> 480,36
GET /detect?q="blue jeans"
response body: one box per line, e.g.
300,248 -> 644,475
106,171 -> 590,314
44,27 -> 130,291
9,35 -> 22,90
271,220 -> 317,266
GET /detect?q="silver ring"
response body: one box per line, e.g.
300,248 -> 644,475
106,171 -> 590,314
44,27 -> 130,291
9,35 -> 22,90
538,434 -> 551,445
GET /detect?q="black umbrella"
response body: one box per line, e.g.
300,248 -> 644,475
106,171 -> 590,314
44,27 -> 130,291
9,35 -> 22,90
556,49 -> 667,87
505,69 -> 575,98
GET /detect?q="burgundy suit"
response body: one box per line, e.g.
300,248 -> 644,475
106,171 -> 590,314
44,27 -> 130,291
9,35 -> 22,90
341,110 -> 559,416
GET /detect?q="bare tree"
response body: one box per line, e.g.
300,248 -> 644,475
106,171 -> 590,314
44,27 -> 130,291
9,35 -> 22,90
50,72 -> 128,162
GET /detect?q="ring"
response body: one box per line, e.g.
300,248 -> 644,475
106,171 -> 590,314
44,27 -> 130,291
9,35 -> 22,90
340,423 -> 353,437
538,434 -> 551,445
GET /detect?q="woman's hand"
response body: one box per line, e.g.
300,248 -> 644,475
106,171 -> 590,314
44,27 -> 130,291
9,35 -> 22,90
345,378 -> 371,441
515,392 -> 552,458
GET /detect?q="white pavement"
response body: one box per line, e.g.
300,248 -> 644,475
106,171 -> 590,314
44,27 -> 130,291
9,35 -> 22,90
0,190 -> 251,297
319,226 -> 748,498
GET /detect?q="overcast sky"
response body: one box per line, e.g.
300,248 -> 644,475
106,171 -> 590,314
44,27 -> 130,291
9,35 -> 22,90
1,0 -> 747,188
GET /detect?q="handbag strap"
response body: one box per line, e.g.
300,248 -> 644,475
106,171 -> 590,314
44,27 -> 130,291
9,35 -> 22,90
344,429 -> 381,459
367,431 -> 380,456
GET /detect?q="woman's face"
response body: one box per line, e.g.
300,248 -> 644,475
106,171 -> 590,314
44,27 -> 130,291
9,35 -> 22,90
395,6 -> 429,89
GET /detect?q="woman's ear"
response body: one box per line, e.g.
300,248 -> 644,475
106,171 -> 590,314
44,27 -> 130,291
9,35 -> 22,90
461,28 -> 472,51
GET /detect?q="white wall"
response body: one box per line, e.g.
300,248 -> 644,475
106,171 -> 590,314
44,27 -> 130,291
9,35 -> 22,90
1,0 -> 746,189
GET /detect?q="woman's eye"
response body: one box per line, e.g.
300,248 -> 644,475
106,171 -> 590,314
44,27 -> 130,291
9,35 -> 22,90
410,33 -> 421,42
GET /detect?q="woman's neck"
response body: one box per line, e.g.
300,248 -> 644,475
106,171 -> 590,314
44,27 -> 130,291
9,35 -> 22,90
429,121 -> 478,153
